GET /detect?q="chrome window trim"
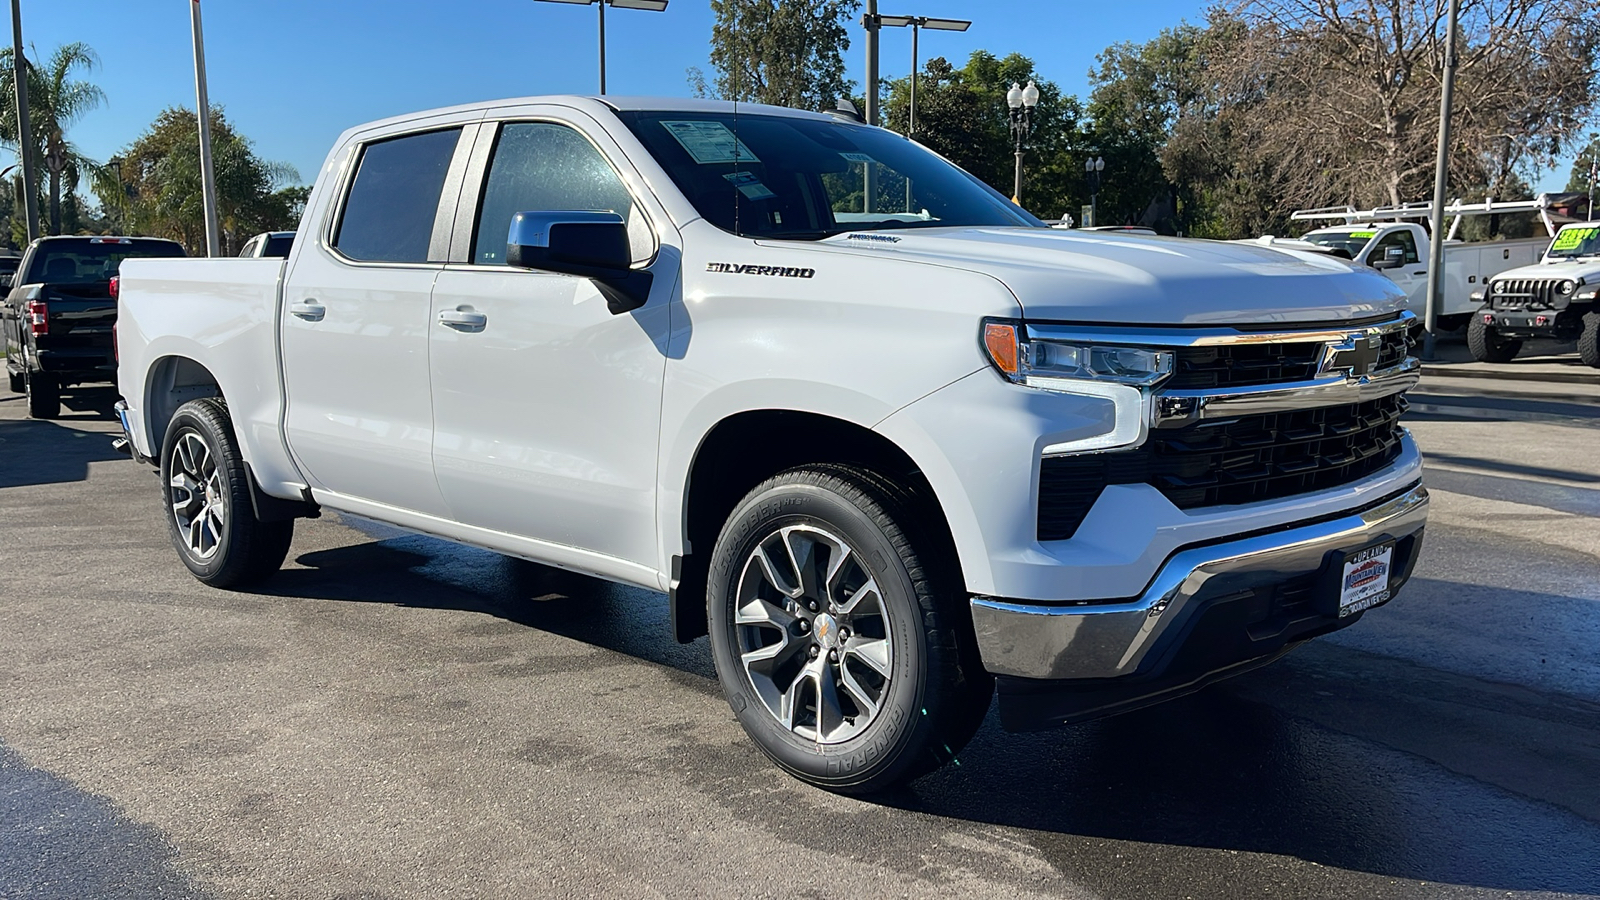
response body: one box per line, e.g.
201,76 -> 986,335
452,115 -> 662,270
320,124 -> 477,271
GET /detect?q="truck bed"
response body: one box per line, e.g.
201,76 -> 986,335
115,258 -> 304,498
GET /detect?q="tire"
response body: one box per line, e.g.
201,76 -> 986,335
159,397 -> 294,588
1467,316 -> 1522,363
707,465 -> 993,794
24,370 -> 59,419
1579,311 -> 1600,369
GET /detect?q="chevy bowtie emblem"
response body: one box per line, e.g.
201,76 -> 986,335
1320,331 -> 1383,379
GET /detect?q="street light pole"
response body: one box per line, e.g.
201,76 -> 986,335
190,0 -> 221,257
533,0 -> 669,96
1085,156 -> 1104,227
1422,0 -> 1460,360
1006,81 -> 1038,207
869,13 -> 969,211
9,0 -> 39,243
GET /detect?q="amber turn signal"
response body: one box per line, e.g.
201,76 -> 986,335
983,322 -> 1019,376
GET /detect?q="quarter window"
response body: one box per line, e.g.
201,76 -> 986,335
473,122 -> 651,266
334,128 -> 462,263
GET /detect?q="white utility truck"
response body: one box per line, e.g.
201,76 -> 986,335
1468,221 -> 1600,365
1288,199 -> 1559,331
114,96 -> 1429,792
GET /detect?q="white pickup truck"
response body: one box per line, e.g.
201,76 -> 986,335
1295,222 -> 1549,330
115,96 -> 1429,792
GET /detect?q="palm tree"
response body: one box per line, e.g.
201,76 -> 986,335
0,42 -> 109,235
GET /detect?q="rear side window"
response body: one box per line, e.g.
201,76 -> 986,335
334,128 -> 462,263
472,122 -> 650,266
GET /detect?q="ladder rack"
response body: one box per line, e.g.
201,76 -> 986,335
1290,195 -> 1561,239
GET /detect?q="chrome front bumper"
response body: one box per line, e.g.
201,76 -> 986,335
970,483 -> 1429,680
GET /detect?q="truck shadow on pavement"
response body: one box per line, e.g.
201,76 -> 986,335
254,526 -> 1600,896
0,416 -> 127,488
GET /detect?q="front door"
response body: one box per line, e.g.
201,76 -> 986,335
428,117 -> 673,569
1369,229 -> 1428,311
281,125 -> 470,517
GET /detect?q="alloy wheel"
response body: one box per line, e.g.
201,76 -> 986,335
734,525 -> 895,744
168,432 -> 226,560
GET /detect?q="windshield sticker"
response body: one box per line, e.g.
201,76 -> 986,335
723,171 -> 777,201
1551,227 -> 1597,252
839,151 -> 876,164
1349,231 -> 1376,240
660,120 -> 760,165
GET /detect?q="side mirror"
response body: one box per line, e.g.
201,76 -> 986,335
1371,245 -> 1406,270
506,210 -> 652,315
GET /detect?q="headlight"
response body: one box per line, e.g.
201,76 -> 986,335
1557,280 -> 1577,295
982,321 -> 1174,387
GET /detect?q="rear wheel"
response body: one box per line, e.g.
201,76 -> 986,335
160,397 -> 294,587
707,465 -> 992,794
24,370 -> 59,418
1467,317 -> 1522,363
1578,311 -> 1600,369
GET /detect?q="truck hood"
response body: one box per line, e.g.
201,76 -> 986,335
818,227 -> 1406,325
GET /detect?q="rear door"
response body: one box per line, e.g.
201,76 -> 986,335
280,120 -> 478,517
426,111 -> 674,569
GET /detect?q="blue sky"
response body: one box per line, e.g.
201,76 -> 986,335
14,0 -> 1579,196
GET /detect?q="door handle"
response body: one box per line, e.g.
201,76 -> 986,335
437,307 -> 487,330
289,300 -> 326,322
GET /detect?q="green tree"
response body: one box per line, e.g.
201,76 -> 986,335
0,42 -> 110,236
701,0 -> 858,110
101,107 -> 301,255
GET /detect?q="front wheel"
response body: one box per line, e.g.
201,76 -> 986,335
160,398 -> 294,587
1467,317 -> 1522,363
707,466 -> 992,793
1578,311 -> 1600,369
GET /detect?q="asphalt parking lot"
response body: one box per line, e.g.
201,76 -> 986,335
2,381 -> 1599,900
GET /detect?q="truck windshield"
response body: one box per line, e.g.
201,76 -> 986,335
1547,225 -> 1599,259
616,110 -> 1043,240
1299,230 -> 1373,260
24,238 -> 186,285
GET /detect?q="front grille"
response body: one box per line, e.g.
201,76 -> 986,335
1491,278 -> 1561,311
1037,394 -> 1407,540
1167,328 -> 1409,390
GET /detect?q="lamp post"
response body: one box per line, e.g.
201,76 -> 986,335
872,13 -> 970,211
871,14 -> 971,140
10,0 -> 39,242
1421,0 -> 1460,360
1006,80 -> 1039,207
533,0 -> 669,95
190,0 -> 221,256
1084,155 -> 1104,227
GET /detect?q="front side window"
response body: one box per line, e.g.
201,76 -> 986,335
1371,230 -> 1419,264
334,128 -> 462,263
617,110 -> 1041,240
473,122 -> 651,266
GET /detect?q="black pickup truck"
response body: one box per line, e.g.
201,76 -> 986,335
3,236 -> 185,417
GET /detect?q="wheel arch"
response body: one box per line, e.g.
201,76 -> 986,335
143,354 -> 224,455
670,408 -> 962,644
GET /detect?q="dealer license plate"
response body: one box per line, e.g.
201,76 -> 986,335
1338,540 -> 1394,617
